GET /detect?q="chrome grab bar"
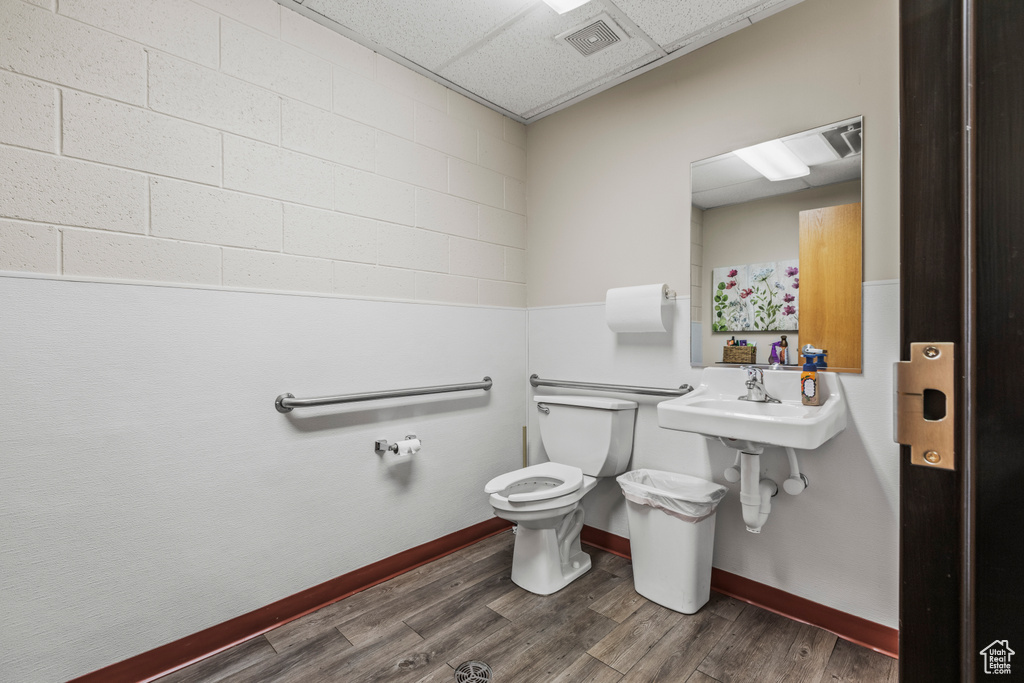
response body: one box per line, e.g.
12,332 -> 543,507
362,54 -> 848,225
529,374 -> 691,398
276,376 -> 492,413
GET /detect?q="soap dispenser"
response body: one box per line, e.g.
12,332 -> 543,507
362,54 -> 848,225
801,353 -> 820,406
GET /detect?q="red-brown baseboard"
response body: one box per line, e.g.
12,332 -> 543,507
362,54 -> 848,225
69,517 -> 513,683
581,525 -> 898,659
709,566 -> 899,658
581,525 -> 632,559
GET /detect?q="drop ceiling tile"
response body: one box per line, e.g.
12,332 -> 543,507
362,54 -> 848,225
302,0 -> 533,70
279,0 -> 807,121
663,13 -> 752,55
440,2 -> 656,118
520,50 -> 660,119
664,0 -> 806,54
612,0 -> 778,49
691,154 -> 763,193
692,177 -> 809,210
803,155 -> 862,187
783,133 -> 841,166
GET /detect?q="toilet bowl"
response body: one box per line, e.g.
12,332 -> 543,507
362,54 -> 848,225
484,394 -> 637,595
486,462 -> 597,593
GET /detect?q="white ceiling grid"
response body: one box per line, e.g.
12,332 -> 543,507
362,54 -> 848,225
282,0 -> 804,121
441,3 -> 658,118
614,0 -> 770,48
301,0 -> 535,70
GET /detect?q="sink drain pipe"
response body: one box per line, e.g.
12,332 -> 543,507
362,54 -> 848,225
737,448 -> 778,534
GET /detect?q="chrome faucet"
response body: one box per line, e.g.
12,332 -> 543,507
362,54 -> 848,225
739,366 -> 781,403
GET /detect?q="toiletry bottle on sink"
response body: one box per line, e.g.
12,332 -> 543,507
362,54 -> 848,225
801,353 -> 820,406
779,335 -> 788,365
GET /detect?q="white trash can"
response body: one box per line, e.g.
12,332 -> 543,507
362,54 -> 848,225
616,469 -> 728,614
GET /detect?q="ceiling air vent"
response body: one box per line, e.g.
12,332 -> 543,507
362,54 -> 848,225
821,120 -> 863,157
557,13 -> 627,57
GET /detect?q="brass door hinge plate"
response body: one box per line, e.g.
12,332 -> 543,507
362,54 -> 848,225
894,342 -> 955,470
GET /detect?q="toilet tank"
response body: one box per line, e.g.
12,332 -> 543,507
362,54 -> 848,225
534,395 -> 638,477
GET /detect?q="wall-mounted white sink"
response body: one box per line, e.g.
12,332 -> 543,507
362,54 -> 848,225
658,367 -> 847,533
658,367 -> 847,450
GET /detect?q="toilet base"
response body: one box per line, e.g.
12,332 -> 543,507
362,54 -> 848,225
509,511 -> 591,595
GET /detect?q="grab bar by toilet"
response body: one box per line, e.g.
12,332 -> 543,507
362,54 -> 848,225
529,374 -> 692,397
275,377 -> 492,413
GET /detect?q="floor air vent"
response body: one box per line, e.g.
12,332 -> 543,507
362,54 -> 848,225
558,13 -> 626,57
454,660 -> 493,682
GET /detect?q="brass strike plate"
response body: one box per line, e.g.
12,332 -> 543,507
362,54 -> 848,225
894,342 -> 955,470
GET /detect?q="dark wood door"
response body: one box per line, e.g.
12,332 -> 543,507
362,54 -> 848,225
972,1 -> 1024,679
900,1 -> 1024,680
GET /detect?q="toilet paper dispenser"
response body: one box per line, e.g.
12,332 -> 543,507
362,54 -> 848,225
375,435 -> 422,456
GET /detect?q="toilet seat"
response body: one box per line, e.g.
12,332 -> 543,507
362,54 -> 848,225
484,462 -> 583,503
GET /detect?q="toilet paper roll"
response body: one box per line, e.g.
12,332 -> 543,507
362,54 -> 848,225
383,450 -> 410,467
395,438 -> 421,457
605,284 -> 670,333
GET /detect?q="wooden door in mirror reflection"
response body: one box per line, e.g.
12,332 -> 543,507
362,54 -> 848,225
798,202 -> 862,373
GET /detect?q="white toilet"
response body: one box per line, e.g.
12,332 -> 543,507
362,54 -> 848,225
484,394 -> 638,595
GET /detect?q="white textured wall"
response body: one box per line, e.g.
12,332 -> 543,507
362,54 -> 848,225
0,274 -> 527,682
0,0 -> 527,307
528,282 -> 900,628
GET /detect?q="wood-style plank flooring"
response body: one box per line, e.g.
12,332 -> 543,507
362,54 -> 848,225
157,531 -> 897,682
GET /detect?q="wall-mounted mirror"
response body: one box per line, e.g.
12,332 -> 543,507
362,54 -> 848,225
689,116 -> 863,373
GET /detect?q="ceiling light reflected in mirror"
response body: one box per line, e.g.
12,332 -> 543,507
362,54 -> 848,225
734,140 -> 811,182
542,0 -> 593,15
691,117 -> 863,210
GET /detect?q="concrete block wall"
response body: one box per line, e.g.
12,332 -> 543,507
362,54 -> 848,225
0,0 -> 528,306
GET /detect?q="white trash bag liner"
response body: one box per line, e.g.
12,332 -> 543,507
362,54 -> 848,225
617,469 -> 728,523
